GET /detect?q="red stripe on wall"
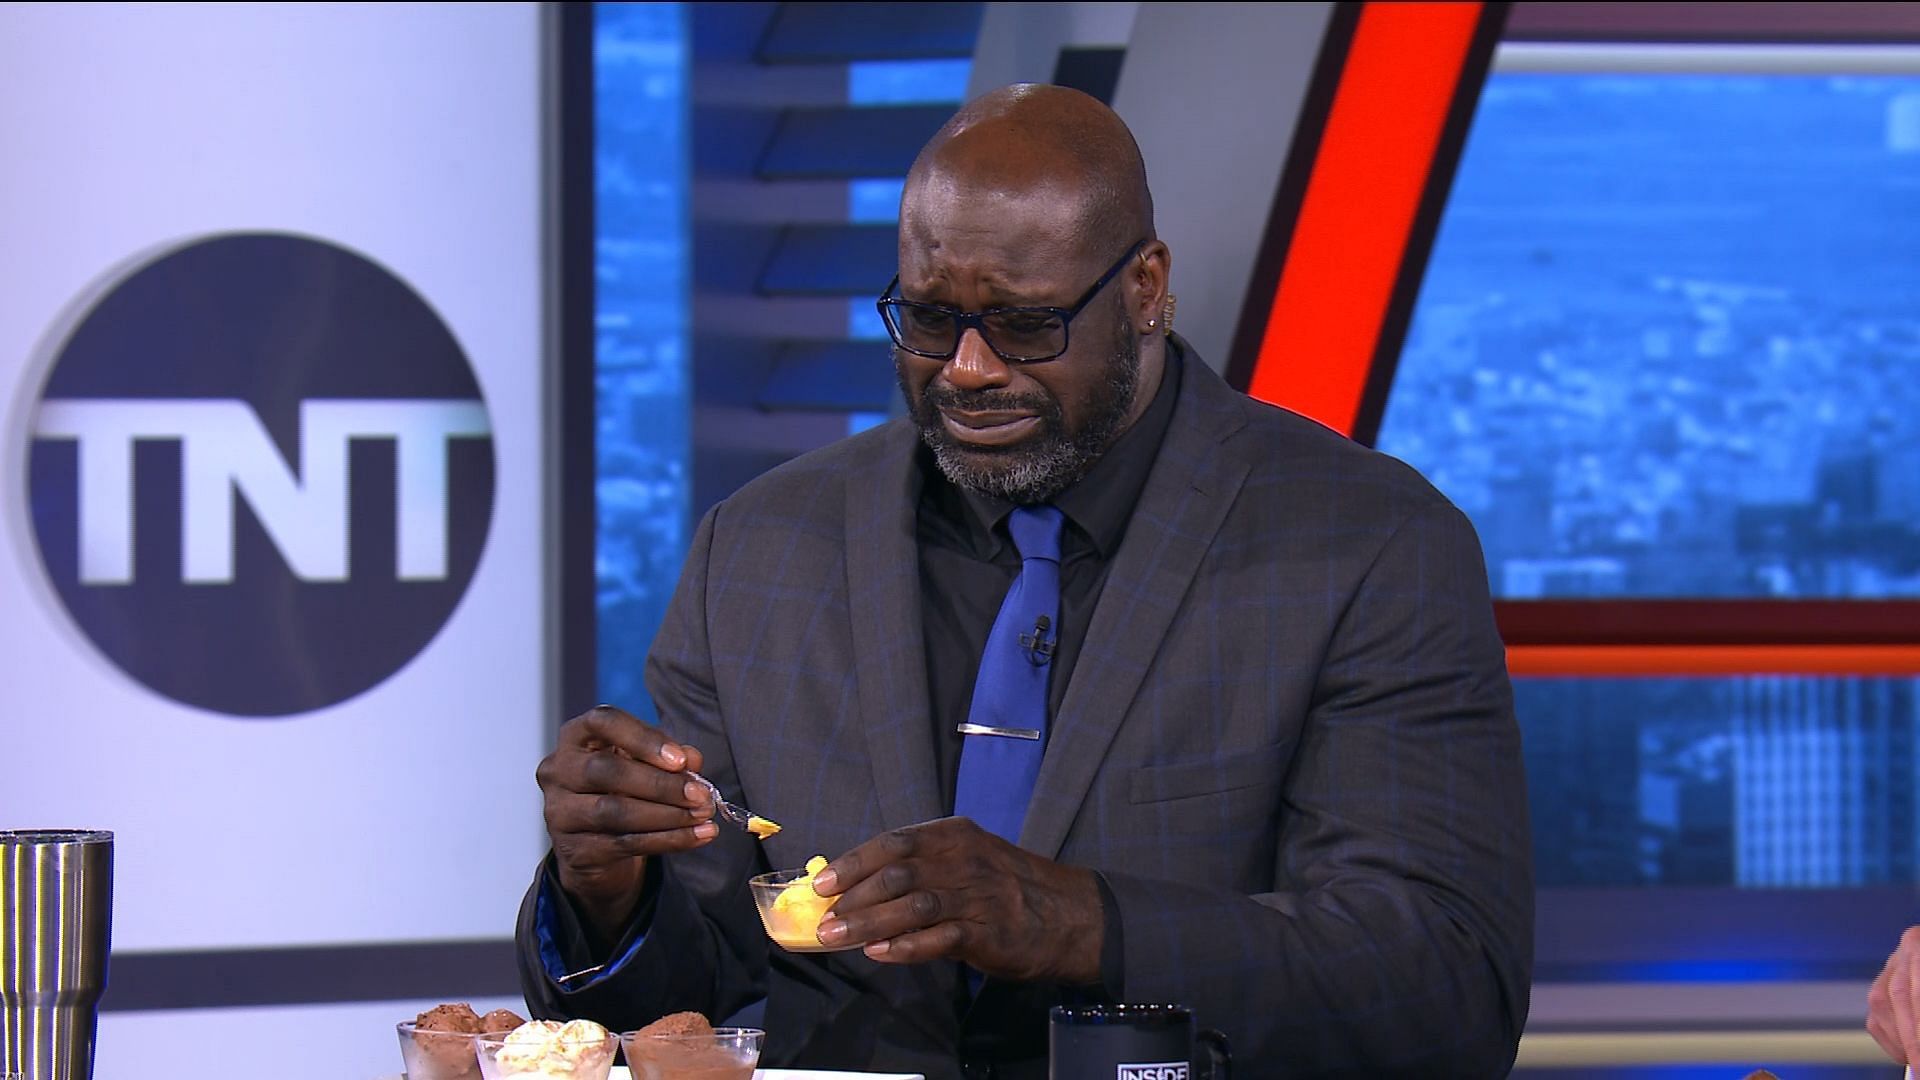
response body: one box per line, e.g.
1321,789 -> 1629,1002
1509,645 -> 1920,678
1245,2 -> 1483,436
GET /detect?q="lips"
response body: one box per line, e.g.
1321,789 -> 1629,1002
939,409 -> 1040,446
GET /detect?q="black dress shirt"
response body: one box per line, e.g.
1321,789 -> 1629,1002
916,353 -> 1182,812
915,350 -> 1181,1003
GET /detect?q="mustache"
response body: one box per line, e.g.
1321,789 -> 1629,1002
919,384 -> 1057,416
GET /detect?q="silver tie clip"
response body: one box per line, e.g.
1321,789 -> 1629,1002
957,722 -> 1041,740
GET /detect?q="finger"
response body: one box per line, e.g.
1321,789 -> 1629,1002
543,745 -> 713,811
861,921 -> 969,965
562,704 -> 690,771
545,789 -> 713,838
825,816 -> 1005,912
1869,1013 -> 1902,1064
619,738 -> 704,776
1871,961 -> 1900,1062
609,821 -> 721,854
1892,930 -> 1920,1066
558,822 -> 720,864
817,886 -> 947,950
1890,942 -> 1919,1065
827,854 -> 922,914
815,824 -> 923,896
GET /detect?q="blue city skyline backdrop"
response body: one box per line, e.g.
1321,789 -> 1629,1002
1383,72 -> 1920,888
1380,73 -> 1920,602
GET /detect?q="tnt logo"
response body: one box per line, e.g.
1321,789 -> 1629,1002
24,233 -> 496,717
1117,1065 -> 1188,1080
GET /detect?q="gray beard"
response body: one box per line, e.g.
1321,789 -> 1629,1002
901,310 -> 1141,505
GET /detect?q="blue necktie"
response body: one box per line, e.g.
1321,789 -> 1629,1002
953,505 -> 1064,846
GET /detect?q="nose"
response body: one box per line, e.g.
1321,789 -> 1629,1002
941,327 -> 1012,391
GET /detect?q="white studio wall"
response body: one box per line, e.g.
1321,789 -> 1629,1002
0,3 -> 551,1076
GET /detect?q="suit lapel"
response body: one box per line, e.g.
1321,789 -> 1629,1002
1020,352 -> 1254,859
845,423 -> 947,831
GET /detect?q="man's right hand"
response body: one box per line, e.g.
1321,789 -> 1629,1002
536,704 -> 719,939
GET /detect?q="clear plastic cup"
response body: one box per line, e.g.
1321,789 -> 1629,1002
748,867 -> 857,953
396,1021 -> 485,1080
620,1026 -> 764,1080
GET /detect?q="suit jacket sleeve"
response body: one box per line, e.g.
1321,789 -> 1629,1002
1101,500 -> 1532,1077
515,503 -> 772,1029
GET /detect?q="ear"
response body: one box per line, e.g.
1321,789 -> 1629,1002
1126,240 -> 1171,336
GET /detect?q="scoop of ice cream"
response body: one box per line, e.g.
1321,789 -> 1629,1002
493,1018 -> 615,1078
479,1009 -> 527,1034
765,855 -> 836,948
417,1002 -> 484,1034
494,1020 -> 562,1074
636,1011 -> 713,1038
409,1003 -> 486,1080
623,1020 -> 757,1080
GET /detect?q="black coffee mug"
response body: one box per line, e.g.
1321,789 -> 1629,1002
1049,1004 -> 1231,1080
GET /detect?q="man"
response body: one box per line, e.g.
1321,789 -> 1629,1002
516,84 -> 1532,1078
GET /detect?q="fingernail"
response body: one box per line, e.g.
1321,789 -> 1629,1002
684,781 -> 705,802
693,822 -> 719,840
817,918 -> 846,944
812,868 -> 838,894
661,745 -> 685,768
864,940 -> 891,958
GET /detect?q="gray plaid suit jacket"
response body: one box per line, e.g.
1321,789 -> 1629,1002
517,340 -> 1533,1078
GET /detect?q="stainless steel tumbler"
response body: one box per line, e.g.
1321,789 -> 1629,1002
1,830 -> 113,1080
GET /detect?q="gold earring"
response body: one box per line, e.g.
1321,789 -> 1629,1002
1160,294 -> 1177,335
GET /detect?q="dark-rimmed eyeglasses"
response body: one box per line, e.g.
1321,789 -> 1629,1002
876,239 -> 1147,364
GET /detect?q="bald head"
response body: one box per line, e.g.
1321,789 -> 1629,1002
903,84 -> 1155,260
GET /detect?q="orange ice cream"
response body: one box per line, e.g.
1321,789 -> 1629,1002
762,855 -> 837,951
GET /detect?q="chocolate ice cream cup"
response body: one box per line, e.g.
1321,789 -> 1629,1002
397,1021 -> 486,1080
619,1027 -> 763,1080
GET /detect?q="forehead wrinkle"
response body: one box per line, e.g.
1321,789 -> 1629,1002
905,167 -> 1097,248
899,178 -> 1100,304
896,262 -> 1053,309
895,245 -> 1062,305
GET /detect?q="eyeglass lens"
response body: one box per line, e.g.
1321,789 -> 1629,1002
886,305 -> 1069,361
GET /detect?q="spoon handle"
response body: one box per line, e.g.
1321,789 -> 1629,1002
685,770 -> 751,828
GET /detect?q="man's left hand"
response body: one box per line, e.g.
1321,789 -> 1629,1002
811,816 -> 1105,985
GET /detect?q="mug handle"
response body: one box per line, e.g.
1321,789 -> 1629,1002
1196,1028 -> 1232,1080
